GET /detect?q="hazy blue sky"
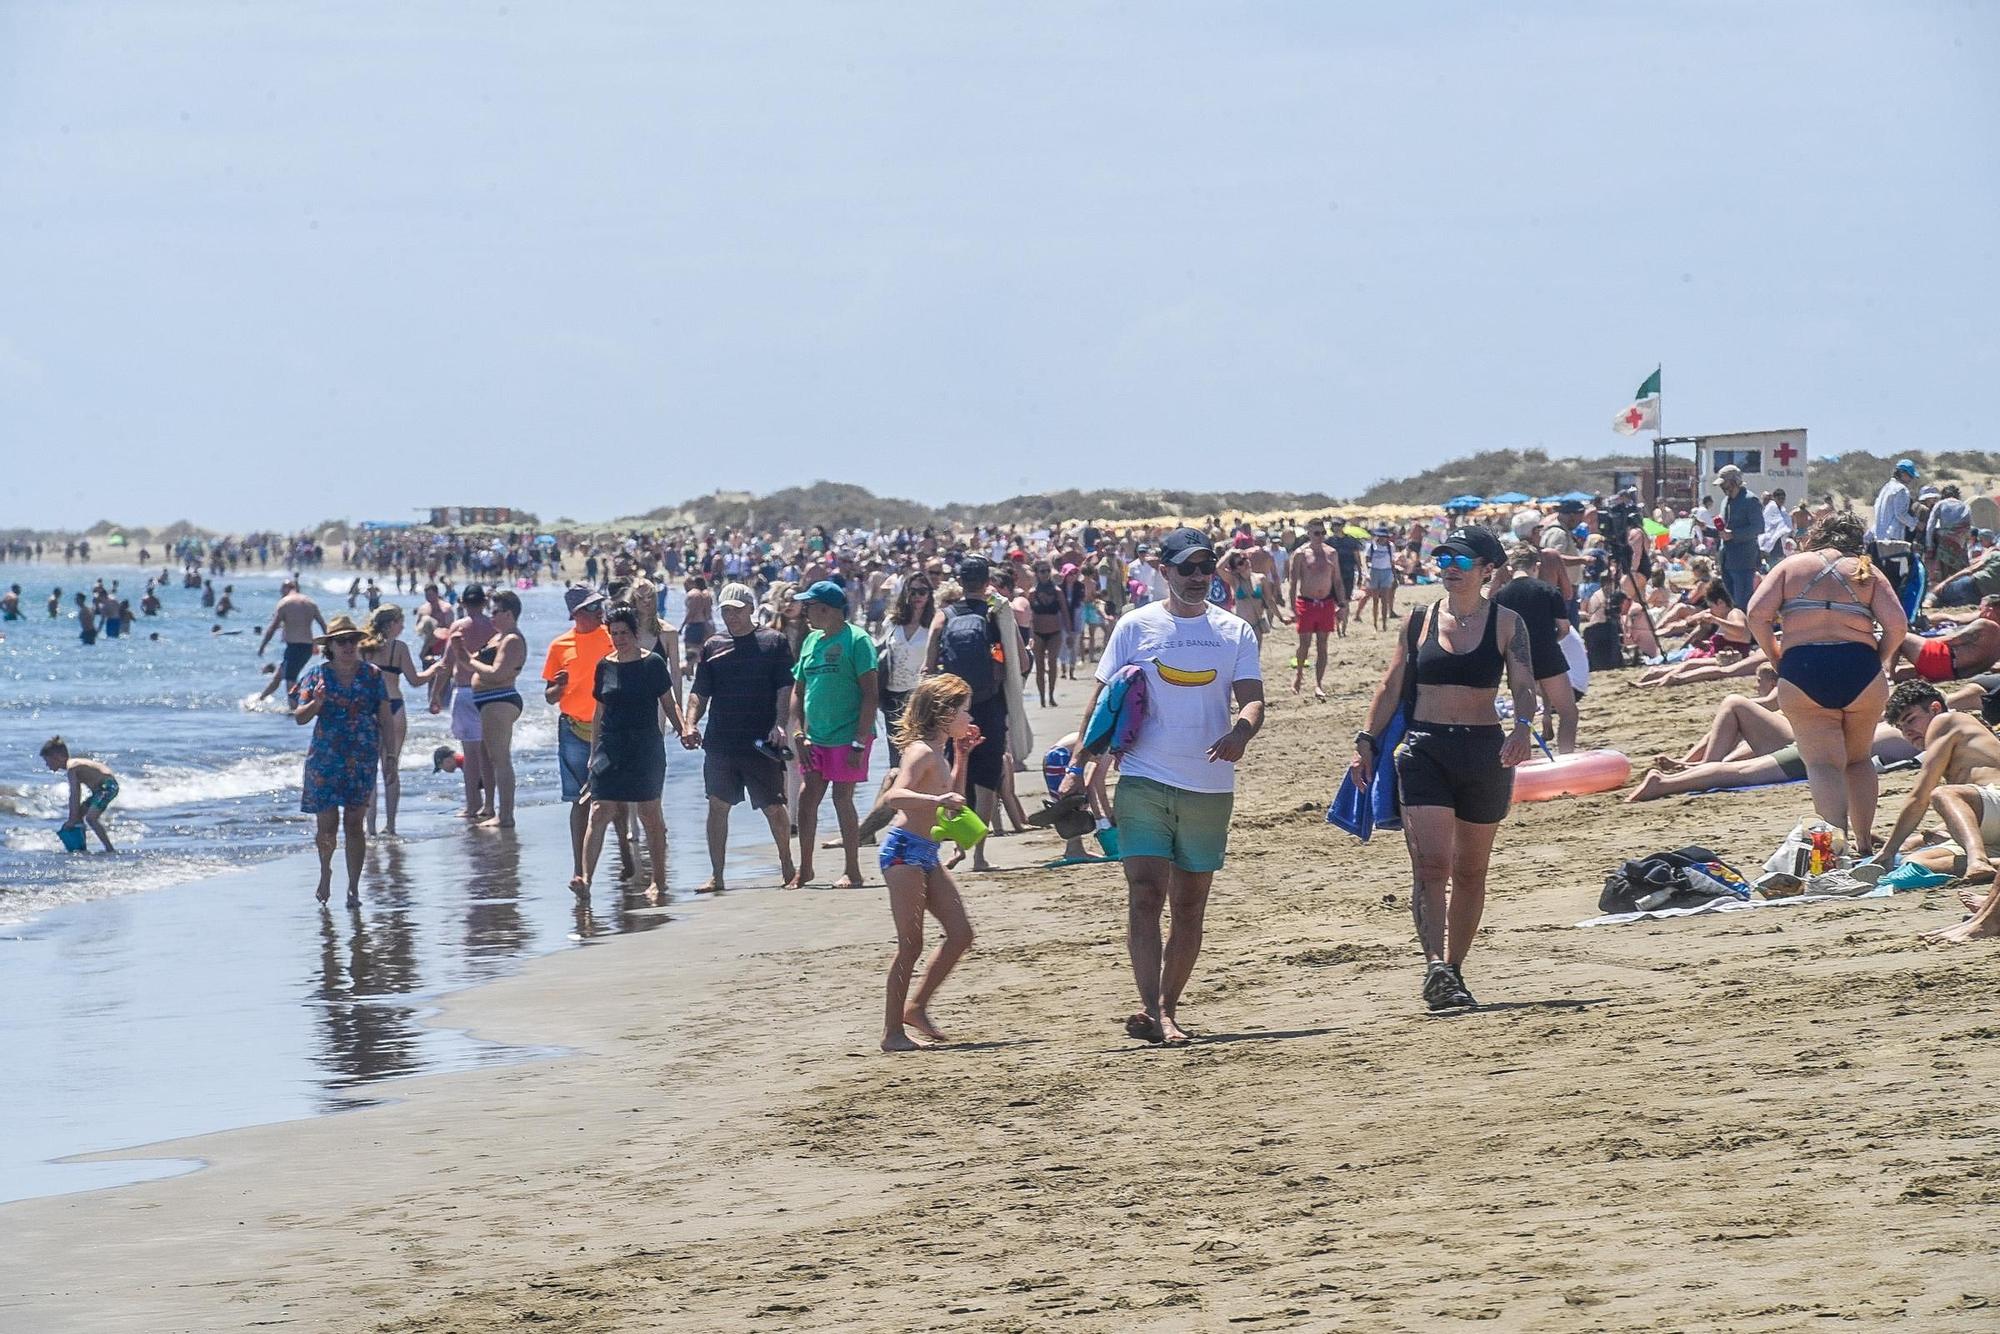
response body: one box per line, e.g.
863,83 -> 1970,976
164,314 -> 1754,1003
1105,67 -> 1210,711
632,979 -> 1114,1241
3,2 -> 1994,532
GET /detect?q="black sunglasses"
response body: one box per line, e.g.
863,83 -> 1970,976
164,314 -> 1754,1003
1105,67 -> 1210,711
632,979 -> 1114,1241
1172,558 -> 1218,576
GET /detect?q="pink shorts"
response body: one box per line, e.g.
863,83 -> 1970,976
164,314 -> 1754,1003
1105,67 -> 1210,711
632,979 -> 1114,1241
804,736 -> 873,785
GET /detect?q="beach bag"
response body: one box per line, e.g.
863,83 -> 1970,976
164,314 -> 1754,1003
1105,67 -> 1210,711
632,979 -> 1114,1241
937,600 -> 999,703
1083,664 -> 1148,758
1598,845 -> 1750,914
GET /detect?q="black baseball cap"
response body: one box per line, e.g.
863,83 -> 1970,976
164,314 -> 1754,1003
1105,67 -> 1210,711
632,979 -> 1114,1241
1158,527 -> 1216,568
459,582 -> 487,604
1437,526 -> 1507,566
957,555 -> 990,583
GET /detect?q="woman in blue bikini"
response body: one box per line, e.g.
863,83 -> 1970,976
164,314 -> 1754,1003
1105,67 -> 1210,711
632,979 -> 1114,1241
1747,511 -> 1908,854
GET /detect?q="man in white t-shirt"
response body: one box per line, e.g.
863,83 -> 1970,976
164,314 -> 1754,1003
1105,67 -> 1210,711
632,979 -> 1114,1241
1059,526 -> 1264,1048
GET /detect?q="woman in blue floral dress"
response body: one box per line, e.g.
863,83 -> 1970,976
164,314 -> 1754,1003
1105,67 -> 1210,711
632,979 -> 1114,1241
295,615 -> 391,906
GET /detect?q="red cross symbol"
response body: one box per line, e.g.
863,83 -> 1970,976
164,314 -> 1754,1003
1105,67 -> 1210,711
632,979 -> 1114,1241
1774,441 -> 1798,466
1622,406 -> 1645,430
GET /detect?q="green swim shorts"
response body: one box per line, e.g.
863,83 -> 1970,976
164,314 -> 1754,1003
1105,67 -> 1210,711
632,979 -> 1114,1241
1113,774 -> 1234,873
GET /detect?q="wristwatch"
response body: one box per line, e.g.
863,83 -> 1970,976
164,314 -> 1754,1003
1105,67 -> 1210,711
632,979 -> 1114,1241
1354,730 -> 1376,753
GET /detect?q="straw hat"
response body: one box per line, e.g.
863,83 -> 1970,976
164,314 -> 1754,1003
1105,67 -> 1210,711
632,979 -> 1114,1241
314,614 -> 366,645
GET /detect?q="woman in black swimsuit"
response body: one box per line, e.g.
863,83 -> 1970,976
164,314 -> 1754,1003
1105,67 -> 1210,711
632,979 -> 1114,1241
1349,525 -> 1538,1011
581,605 -> 688,902
359,604 -> 446,836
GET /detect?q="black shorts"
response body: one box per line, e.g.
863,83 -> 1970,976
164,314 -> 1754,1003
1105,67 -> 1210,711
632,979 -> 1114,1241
1525,630 -> 1567,683
282,641 -> 315,684
704,745 -> 784,810
963,692 -> 1008,792
1395,723 -> 1513,824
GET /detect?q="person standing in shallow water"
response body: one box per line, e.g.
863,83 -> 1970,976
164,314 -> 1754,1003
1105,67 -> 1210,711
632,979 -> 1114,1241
295,615 -> 391,906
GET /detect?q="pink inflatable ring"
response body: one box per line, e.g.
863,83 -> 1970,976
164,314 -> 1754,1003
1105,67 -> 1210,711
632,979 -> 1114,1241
1510,748 -> 1631,802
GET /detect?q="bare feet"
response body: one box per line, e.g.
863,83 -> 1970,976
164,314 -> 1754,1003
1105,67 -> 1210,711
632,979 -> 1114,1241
1924,914 -> 2000,944
903,1007 -> 948,1044
475,816 -> 515,830
345,889 -> 362,909
1955,888 -> 1991,915
944,848 -> 966,871
1123,1011 -> 1163,1044
568,874 -> 588,900
1160,1013 -> 1192,1046
1625,772 -> 1664,803
880,1031 -> 922,1052
971,859 -> 994,873
695,877 -> 723,894
644,883 -> 665,906
1650,753 -> 1687,774
315,875 -> 332,905
833,872 -> 864,889
785,864 -> 813,889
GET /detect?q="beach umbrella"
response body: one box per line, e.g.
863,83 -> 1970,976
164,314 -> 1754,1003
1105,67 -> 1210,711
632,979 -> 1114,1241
1488,491 -> 1532,505
1642,518 -> 1668,538
1444,494 -> 1486,511
534,534 -> 557,546
1343,524 -> 1369,540
1669,517 -> 1695,540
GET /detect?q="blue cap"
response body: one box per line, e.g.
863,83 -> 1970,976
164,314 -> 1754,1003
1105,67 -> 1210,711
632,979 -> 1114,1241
1158,527 -> 1216,568
1896,458 -> 1919,477
798,579 -> 848,611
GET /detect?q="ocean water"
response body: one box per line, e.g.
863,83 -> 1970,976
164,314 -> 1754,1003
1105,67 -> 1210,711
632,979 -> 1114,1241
0,563 -> 806,1202
0,565 -> 727,923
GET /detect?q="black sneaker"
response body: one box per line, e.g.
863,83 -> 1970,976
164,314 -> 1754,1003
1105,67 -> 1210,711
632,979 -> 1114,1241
1437,964 -> 1477,1010
1421,963 -> 1453,1011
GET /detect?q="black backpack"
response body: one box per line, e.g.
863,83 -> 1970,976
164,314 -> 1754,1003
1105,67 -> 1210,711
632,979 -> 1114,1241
938,599 -> 999,703
1598,845 -> 1743,914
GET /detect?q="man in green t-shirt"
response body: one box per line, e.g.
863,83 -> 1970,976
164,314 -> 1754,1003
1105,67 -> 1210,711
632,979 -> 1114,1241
789,580 -> 879,887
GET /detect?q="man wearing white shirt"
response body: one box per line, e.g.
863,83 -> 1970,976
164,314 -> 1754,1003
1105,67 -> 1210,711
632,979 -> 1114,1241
1060,527 -> 1264,1048
1871,458 -> 1921,599
1759,488 -> 1793,571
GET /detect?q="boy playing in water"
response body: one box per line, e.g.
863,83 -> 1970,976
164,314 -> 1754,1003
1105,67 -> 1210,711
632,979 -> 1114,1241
41,736 -> 119,852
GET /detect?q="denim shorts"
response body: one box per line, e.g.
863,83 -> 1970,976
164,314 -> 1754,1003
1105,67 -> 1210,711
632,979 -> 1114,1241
879,825 -> 942,874
558,715 -> 591,802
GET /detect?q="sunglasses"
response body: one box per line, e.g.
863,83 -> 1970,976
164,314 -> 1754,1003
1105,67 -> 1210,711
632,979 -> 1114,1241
1173,559 -> 1218,576
1434,553 -> 1478,572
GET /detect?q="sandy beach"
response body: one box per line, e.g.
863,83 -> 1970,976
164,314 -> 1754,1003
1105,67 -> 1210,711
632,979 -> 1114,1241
6,606 -> 1998,1332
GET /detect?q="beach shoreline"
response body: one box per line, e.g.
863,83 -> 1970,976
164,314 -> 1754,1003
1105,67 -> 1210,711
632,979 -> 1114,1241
6,625 -> 1998,1331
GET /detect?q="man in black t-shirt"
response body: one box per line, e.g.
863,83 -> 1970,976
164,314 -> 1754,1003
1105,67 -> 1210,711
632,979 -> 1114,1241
1328,517 -> 1364,602
684,583 -> 796,891
1490,546 -> 1582,753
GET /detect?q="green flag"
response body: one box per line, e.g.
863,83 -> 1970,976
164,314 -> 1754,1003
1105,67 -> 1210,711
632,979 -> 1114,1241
1635,367 -> 1661,400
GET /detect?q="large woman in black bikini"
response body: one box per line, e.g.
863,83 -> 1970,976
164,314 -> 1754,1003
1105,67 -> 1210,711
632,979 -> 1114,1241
1746,511 -> 1908,853
1350,525 -> 1539,1012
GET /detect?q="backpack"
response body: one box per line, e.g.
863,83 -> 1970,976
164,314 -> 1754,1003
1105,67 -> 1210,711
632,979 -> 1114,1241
938,598 -> 1000,703
1598,845 -> 1750,914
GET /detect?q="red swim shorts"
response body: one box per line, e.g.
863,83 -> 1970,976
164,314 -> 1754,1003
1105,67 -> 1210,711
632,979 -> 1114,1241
1915,636 -> 1956,683
1295,596 -> 1341,634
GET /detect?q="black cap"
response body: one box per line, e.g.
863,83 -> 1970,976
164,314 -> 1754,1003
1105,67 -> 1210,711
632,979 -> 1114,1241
460,582 -> 487,604
1158,527 -> 1216,568
1438,526 -> 1507,566
957,555 -> 990,584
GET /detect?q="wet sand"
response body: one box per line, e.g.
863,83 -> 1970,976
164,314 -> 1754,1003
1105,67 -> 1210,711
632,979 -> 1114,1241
6,607 -> 1997,1331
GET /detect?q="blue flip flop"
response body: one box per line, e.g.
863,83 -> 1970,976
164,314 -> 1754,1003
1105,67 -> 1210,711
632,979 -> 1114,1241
1881,863 -> 1953,891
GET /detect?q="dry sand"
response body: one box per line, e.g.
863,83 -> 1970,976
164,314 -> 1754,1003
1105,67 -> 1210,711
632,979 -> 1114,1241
6,600 -> 1998,1332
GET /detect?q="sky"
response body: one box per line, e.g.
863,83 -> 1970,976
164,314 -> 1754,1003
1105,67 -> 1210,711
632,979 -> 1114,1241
2,1 -> 1995,532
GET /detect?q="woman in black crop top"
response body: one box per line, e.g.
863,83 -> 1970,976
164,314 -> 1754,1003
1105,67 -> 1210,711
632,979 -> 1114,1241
1349,524 -> 1538,1013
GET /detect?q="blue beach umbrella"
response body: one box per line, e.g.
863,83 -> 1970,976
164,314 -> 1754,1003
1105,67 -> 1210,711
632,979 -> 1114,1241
1487,491 -> 1532,505
1444,494 -> 1486,511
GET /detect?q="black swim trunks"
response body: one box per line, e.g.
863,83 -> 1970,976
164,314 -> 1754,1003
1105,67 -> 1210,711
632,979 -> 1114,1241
1395,722 -> 1513,824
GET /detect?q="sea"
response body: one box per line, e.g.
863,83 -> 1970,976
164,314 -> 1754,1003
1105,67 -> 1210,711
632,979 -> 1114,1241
0,564 -> 723,924
0,562 -> 795,1202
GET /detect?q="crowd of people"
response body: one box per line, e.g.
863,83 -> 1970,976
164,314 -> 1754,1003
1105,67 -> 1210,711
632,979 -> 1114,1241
25,461 -> 2000,1050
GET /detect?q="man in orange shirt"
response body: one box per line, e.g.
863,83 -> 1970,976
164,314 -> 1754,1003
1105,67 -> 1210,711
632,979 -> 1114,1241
543,585 -> 615,887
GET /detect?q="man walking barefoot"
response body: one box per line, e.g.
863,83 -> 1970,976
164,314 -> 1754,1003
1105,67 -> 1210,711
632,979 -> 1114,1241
789,580 -> 879,888
684,584 -> 797,891
1062,527 -> 1264,1046
1287,519 -> 1346,700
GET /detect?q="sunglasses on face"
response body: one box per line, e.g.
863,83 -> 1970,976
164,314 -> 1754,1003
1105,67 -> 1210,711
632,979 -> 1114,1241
1173,559 -> 1218,576
1434,553 -> 1477,572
